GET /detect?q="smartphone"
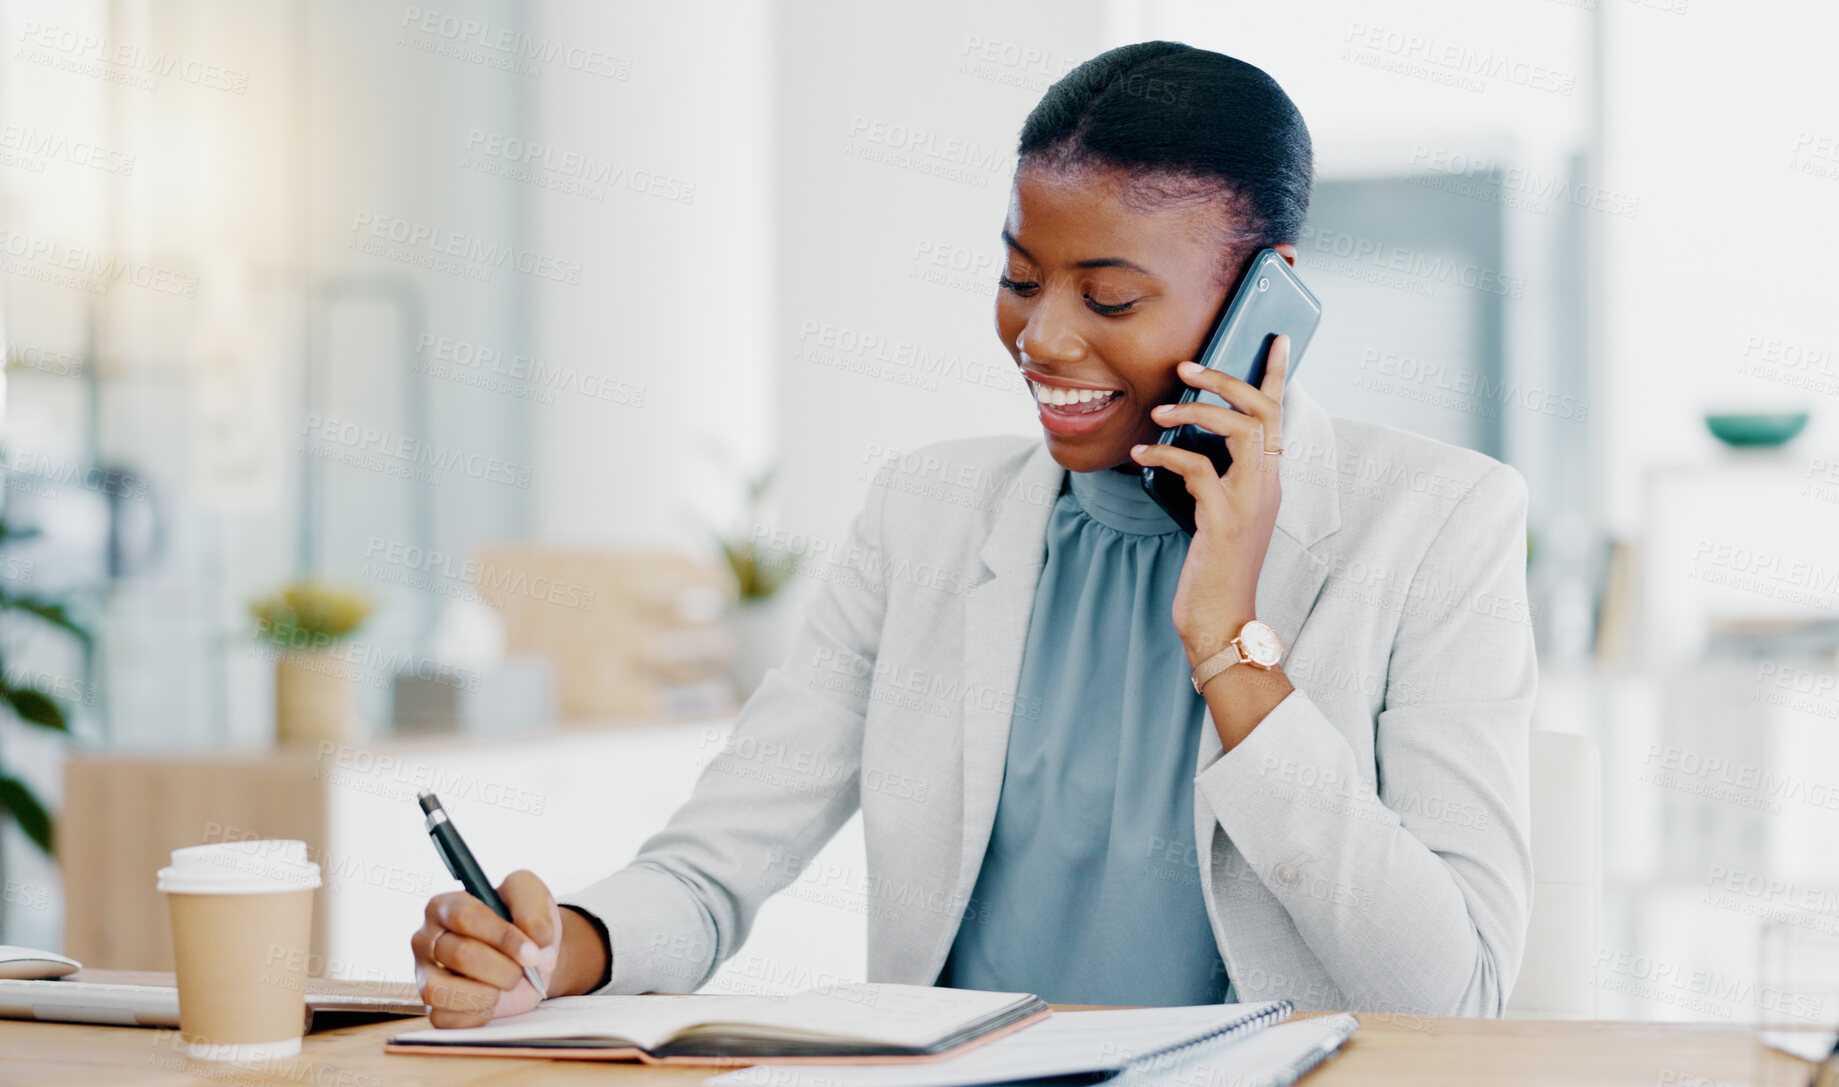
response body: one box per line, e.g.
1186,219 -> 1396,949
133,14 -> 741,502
1140,247 -> 1322,535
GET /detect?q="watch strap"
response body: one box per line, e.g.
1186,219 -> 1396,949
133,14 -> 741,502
1190,641 -> 1247,695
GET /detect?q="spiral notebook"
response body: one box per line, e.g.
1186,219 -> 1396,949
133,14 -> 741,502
706,1001 -> 1320,1087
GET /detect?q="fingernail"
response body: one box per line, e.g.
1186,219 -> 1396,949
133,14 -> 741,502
1177,361 -> 1200,373
1152,405 -> 1172,416
1131,444 -> 1147,455
518,942 -> 540,966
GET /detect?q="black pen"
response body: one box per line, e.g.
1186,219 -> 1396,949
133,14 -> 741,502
417,791 -> 546,999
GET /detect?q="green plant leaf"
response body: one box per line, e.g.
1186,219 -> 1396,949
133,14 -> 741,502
0,596 -> 91,647
0,774 -> 53,854
2,684 -> 66,731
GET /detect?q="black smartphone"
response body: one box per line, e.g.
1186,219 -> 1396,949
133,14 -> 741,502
1140,247 -> 1322,535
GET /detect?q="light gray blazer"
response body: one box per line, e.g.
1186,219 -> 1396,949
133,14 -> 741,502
561,379 -> 1536,1017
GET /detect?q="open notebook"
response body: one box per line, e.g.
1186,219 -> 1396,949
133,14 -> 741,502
708,1004 -> 1346,1087
385,984 -> 1050,1065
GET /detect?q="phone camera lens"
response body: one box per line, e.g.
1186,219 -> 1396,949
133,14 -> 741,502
1257,277 -> 1269,291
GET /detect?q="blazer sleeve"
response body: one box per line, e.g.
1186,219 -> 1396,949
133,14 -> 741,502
556,468 -> 892,994
1193,462 -> 1536,1017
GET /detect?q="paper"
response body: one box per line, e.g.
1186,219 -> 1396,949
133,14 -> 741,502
1113,1016 -> 1358,1087
707,1005 -> 1290,1087
390,985 -> 1033,1052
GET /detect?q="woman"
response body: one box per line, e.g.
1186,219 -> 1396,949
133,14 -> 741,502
410,41 -> 1535,1023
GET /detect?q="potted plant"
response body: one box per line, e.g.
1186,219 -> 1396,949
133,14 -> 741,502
249,580 -> 373,746
714,467 -> 799,699
0,519 -> 89,858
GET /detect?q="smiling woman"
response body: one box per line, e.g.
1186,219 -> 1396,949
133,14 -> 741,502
410,41 -> 1537,1024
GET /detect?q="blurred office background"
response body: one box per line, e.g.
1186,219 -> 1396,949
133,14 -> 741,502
0,0 -> 1835,1022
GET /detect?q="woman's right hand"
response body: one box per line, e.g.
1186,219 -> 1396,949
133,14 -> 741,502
409,869 -> 610,1027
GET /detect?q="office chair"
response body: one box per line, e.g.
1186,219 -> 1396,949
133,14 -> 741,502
1506,728 -> 1604,1018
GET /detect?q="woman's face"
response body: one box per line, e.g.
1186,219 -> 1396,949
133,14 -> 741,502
994,164 -> 1278,473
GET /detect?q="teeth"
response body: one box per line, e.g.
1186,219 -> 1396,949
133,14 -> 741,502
1029,379 -> 1120,412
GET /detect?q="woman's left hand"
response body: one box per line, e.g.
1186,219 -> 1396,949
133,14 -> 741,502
1130,335 -> 1289,670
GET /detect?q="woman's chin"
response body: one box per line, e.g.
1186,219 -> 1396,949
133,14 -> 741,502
1044,436 -> 1133,474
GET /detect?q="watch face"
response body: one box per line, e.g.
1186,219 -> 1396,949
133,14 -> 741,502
1239,621 -> 1283,667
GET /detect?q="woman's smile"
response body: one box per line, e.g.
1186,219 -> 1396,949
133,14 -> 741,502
1024,371 -> 1130,436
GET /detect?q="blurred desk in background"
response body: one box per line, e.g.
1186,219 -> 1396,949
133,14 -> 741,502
61,719 -> 870,993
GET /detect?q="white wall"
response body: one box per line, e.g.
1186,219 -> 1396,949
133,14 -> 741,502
770,0 -> 1106,543
526,1 -> 774,549
1598,0 -> 1839,536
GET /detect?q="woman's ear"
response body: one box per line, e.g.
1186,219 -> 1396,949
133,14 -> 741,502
1273,242 -> 1298,267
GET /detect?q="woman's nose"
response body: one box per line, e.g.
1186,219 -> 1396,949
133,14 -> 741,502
1015,296 -> 1088,367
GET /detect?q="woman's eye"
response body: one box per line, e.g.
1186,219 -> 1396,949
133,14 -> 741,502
998,275 -> 1038,295
1085,294 -> 1137,316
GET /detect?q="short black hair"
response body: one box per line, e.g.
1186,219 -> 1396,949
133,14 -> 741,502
1017,42 -> 1313,286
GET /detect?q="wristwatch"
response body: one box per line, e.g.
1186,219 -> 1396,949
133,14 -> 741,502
1190,620 -> 1284,695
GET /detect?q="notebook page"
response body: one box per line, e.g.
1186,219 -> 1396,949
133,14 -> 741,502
391,986 -> 1034,1051
708,1004 -> 1288,1087
393,993 -> 798,1050
670,985 -> 1034,1047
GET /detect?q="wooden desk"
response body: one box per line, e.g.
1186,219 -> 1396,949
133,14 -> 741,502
0,1011 -> 1802,1086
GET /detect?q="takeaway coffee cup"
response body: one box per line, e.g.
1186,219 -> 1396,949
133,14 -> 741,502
156,839 -> 322,1060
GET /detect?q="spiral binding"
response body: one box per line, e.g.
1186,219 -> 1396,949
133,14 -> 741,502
1118,999 -> 1295,1075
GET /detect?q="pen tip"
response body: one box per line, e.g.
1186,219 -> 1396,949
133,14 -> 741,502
417,791 -> 440,814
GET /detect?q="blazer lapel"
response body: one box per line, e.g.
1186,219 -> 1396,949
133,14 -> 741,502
948,442 -> 1063,958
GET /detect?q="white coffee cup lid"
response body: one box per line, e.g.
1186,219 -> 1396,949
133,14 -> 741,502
156,839 -> 322,895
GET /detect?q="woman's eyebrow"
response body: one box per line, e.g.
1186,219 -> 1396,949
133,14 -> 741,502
1001,229 -> 1156,277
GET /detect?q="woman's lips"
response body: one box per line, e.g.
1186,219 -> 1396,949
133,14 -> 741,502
1027,377 -> 1126,437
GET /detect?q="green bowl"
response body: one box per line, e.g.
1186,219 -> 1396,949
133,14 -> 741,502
1705,412 -> 1809,448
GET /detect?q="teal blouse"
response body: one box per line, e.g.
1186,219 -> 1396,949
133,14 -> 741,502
936,464 -> 1231,1006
